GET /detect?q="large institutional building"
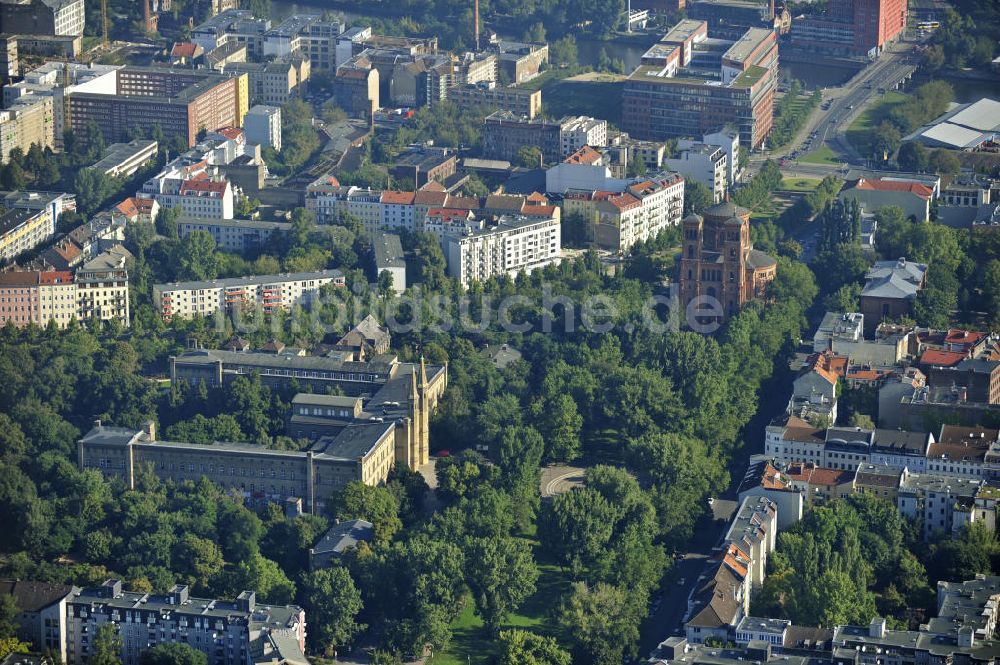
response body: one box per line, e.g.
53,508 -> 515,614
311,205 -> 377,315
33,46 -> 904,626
621,20 -> 778,150
80,349 -> 445,511
790,0 -> 907,57
677,200 -> 777,325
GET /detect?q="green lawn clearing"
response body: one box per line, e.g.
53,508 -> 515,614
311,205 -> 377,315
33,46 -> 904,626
799,145 -> 841,165
780,177 -> 823,191
430,547 -> 573,664
845,90 -> 908,156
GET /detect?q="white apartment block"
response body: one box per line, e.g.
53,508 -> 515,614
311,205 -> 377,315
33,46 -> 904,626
700,129 -> 741,185
619,173 -> 685,250
64,581 -> 306,665
0,206 -> 54,262
191,10 -> 271,59
47,0 -> 85,37
153,269 -> 345,320
665,143 -> 728,202
444,215 -> 560,288
243,104 -> 282,151
560,116 -> 608,156
89,140 -> 159,178
38,273 -> 77,328
380,191 -> 418,231
142,169 -> 236,220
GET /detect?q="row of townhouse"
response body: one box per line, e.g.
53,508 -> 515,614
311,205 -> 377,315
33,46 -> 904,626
739,453 -> 1000,541
684,495 -> 778,644
651,576 -> 1000,665
0,579 -> 307,665
152,269 -> 345,321
765,419 -> 1000,479
0,245 -> 132,328
304,177 -> 555,232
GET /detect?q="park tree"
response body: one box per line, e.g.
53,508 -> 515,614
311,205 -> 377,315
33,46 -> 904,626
91,623 -> 122,665
139,643 -> 208,665
466,536 -> 539,635
558,582 -> 642,665
929,148 -> 961,175
329,482 -> 402,546
897,142 -> 928,172
301,566 -> 365,655
497,629 -> 571,665
173,231 -> 219,281
518,145 -> 543,168
683,179 -> 714,216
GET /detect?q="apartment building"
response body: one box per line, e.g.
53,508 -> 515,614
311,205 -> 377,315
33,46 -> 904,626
243,104 -> 281,151
494,40 -> 548,84
178,217 -> 291,252
859,258 -> 927,335
0,206 -> 53,262
0,580 -> 74,662
305,179 -> 382,230
561,172 -> 686,251
223,57 -> 310,106
63,580 -> 306,665
142,162 -> 236,220
443,214 -> 561,288
665,143 -> 728,201
75,245 -> 131,327
153,269 -> 344,321
374,232 -> 406,294
898,473 -> 996,540
449,82 -> 542,118
0,246 -> 130,327
87,140 -> 159,178
66,67 -> 249,148
191,9 -> 271,59
560,116 -> 608,156
0,0 -> 85,37
482,111 -> 564,163
0,95 -> 55,162
622,21 -> 778,149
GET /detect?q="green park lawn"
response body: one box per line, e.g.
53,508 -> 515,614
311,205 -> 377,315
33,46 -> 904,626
845,90 -> 908,156
798,145 -> 841,166
429,540 -> 573,664
780,177 -> 823,191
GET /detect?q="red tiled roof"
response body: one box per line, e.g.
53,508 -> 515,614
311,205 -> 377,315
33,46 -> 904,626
845,367 -> 891,382
413,191 -> 449,206
171,42 -> 199,58
180,180 -> 229,195
853,178 -> 933,198
381,190 -> 416,205
945,328 -> 986,348
39,271 -> 73,285
523,205 -> 557,217
115,196 -> 148,218
802,351 -> 843,384
920,349 -> 967,368
526,191 -> 549,204
0,271 -> 41,286
215,127 -> 243,140
419,180 -> 447,192
564,145 -> 602,165
606,192 -> 641,212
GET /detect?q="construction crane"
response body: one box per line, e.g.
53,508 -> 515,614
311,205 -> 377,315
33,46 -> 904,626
101,0 -> 109,47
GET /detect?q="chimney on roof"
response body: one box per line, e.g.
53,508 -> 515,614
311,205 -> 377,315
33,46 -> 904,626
94,419 -> 102,429
897,257 -> 906,268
